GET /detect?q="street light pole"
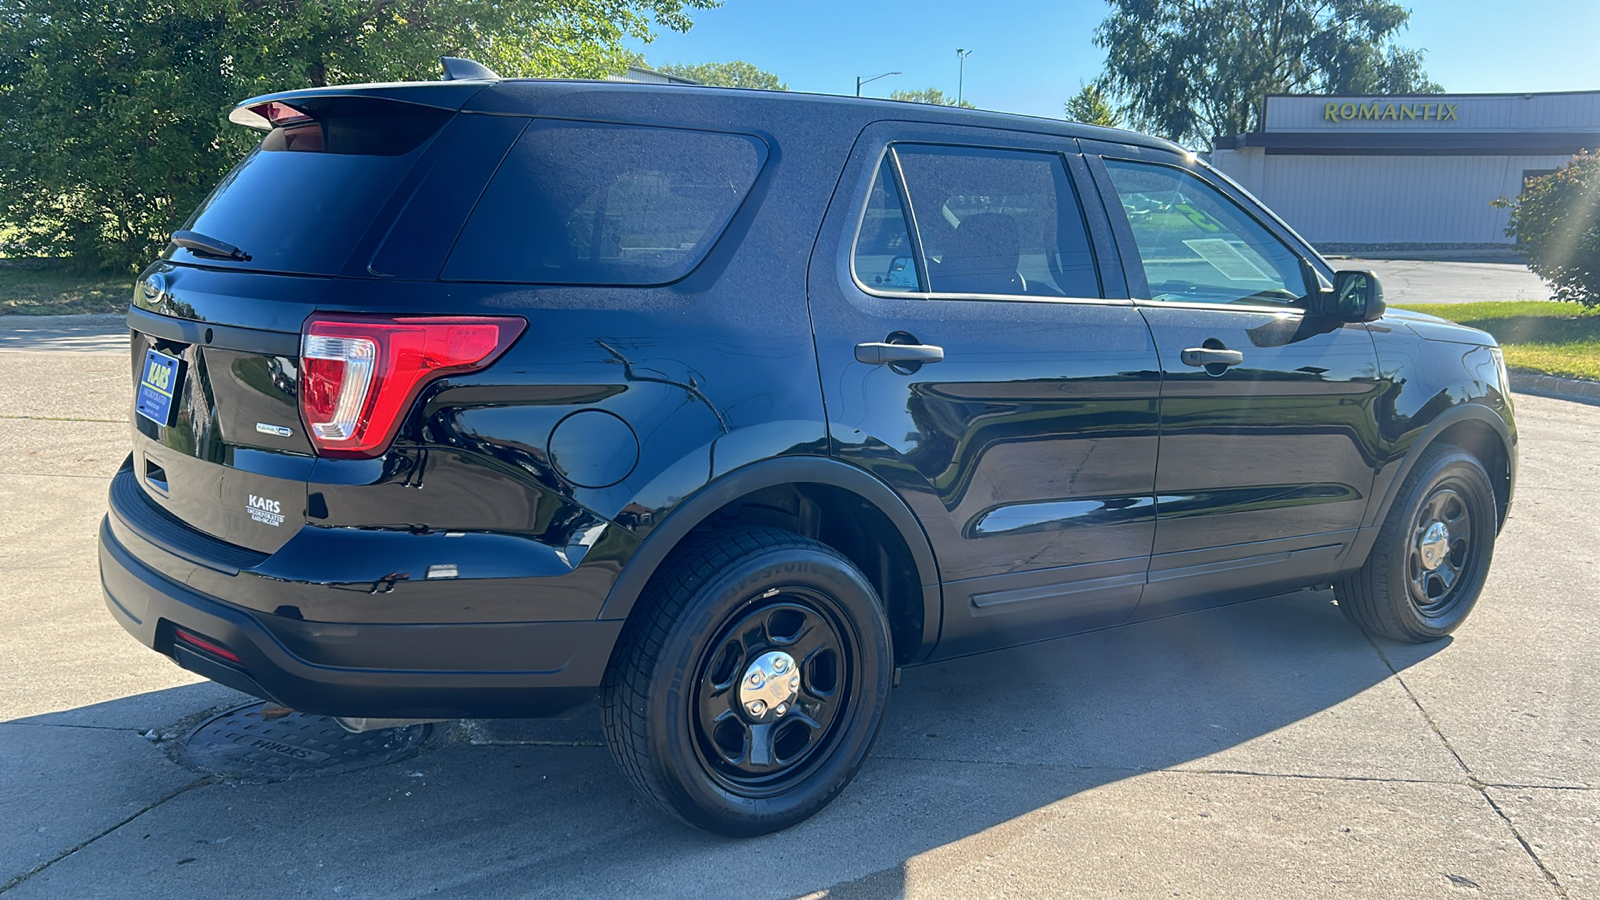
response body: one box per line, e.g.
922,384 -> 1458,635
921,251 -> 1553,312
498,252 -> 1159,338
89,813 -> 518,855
856,70 -> 901,97
956,49 -> 972,107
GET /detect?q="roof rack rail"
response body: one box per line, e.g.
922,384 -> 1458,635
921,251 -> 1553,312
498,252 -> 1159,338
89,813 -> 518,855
439,57 -> 500,82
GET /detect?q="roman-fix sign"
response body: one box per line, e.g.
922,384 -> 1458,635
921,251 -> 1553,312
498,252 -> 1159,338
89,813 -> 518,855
1325,101 -> 1460,123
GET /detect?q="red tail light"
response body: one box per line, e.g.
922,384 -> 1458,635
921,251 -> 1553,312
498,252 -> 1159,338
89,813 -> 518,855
299,315 -> 525,458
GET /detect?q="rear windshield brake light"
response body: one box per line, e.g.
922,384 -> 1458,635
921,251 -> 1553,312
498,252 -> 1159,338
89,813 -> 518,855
248,100 -> 313,128
299,315 -> 525,458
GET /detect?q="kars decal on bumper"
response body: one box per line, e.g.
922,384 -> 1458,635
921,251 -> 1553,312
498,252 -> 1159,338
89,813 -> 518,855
248,494 -> 285,527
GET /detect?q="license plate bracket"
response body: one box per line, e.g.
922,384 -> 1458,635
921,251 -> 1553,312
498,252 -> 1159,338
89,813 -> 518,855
136,348 -> 185,427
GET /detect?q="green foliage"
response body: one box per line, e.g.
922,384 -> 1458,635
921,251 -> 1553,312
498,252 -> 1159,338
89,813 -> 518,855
1094,0 -> 1441,147
0,0 -> 716,272
889,88 -> 974,109
1494,153 -> 1600,308
655,60 -> 786,90
1064,82 -> 1119,128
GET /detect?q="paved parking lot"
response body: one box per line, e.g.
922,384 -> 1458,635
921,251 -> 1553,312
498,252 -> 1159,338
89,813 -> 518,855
1337,256 -> 1550,305
2,321 -> 1596,898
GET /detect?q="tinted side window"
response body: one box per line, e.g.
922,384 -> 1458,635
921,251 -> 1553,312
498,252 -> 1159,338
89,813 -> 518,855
852,156 -> 920,292
443,122 -> 764,285
1103,160 -> 1306,306
895,145 -> 1100,299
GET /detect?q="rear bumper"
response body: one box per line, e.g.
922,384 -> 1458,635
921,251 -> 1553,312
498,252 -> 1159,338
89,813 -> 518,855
99,516 -> 621,718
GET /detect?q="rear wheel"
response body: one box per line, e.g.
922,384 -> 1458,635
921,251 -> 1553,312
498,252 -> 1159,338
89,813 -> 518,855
600,528 -> 892,836
1337,444 -> 1498,642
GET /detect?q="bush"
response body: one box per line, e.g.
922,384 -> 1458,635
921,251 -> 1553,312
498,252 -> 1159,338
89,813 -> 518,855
1497,152 -> 1600,307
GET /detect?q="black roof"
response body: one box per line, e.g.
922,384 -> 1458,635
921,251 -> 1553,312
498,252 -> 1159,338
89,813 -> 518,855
230,77 -> 1186,155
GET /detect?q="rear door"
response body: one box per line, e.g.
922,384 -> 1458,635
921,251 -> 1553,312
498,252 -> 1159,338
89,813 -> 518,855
808,122 -> 1163,658
1083,146 -> 1385,617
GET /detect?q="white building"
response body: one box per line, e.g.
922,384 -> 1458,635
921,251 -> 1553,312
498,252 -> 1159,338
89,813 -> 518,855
608,65 -> 698,86
1211,91 -> 1600,251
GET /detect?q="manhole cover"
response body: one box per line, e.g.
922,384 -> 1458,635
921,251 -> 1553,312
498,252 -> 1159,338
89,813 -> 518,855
180,701 -> 428,780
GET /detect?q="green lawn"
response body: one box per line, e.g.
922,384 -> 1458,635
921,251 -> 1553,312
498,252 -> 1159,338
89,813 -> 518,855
0,266 -> 132,316
1396,301 -> 1600,382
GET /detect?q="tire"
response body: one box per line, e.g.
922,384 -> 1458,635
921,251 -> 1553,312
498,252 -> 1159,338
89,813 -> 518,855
1336,443 -> 1498,642
600,527 -> 893,836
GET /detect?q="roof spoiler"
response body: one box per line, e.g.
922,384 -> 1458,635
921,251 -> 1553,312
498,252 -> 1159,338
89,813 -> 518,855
440,57 -> 500,82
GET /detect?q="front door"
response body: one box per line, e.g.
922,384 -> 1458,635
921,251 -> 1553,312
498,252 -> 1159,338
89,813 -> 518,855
1087,151 -> 1385,617
808,124 -> 1163,657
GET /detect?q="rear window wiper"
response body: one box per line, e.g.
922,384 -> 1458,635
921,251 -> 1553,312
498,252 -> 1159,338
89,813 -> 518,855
170,229 -> 251,262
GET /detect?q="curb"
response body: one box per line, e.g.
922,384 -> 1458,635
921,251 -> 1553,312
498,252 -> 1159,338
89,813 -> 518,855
0,313 -> 126,327
1510,369 -> 1600,407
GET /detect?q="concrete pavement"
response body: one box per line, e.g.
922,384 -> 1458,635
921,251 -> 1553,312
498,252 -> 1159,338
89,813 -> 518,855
2,324 -> 1597,898
1336,257 -> 1550,305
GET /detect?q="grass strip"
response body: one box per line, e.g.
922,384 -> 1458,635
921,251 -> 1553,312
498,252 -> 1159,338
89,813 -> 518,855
0,267 -> 132,316
1395,301 -> 1600,382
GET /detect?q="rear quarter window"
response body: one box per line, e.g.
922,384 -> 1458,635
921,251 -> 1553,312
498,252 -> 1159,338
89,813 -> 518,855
441,121 -> 766,285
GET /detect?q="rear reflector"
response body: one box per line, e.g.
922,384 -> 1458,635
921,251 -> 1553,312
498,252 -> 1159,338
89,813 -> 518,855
299,315 -> 525,458
174,628 -> 241,663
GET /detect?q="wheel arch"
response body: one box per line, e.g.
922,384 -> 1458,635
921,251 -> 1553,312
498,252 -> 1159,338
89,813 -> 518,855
600,456 -> 943,665
1368,402 -> 1515,535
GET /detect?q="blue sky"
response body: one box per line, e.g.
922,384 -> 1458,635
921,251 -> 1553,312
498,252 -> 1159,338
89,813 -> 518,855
629,0 -> 1600,120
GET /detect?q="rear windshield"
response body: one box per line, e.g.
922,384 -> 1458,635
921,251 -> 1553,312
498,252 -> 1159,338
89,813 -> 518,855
173,97 -> 451,276
441,121 -> 766,285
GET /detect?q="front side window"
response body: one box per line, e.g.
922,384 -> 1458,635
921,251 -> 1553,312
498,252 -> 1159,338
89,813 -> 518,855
887,145 -> 1100,299
1103,159 -> 1308,307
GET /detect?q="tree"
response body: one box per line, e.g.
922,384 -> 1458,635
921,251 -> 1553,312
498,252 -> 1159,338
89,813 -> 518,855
1064,82 -> 1119,128
1495,154 -> 1600,307
889,88 -> 974,109
656,60 -> 786,90
0,0 -> 716,271
1094,0 -> 1442,147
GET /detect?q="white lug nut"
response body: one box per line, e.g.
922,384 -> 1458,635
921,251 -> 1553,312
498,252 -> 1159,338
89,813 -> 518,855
747,699 -> 767,716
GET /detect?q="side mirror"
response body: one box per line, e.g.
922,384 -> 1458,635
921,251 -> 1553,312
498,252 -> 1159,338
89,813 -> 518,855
1333,269 -> 1386,322
1303,261 -> 1385,322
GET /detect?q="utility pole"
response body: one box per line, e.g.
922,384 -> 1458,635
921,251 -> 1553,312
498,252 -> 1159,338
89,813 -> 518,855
956,49 -> 973,107
856,70 -> 901,97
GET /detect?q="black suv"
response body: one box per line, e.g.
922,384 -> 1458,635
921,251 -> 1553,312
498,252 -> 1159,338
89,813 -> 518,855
101,61 -> 1517,836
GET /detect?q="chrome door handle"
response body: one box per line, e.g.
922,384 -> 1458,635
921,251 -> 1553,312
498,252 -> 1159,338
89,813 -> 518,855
855,342 -> 945,365
1180,347 -> 1244,368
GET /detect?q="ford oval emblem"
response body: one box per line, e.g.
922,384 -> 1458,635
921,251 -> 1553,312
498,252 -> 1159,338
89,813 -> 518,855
140,273 -> 167,305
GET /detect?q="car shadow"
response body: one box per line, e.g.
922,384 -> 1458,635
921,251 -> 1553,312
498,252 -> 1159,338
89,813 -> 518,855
10,587 -> 1448,899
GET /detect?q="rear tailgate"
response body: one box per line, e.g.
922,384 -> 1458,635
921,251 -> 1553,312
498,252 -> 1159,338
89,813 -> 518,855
130,286 -> 316,555
127,86 -> 492,556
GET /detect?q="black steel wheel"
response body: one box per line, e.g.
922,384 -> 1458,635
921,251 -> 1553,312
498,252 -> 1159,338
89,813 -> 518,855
1406,486 -> 1475,614
692,594 -> 858,795
601,528 -> 893,836
1337,443 -> 1498,642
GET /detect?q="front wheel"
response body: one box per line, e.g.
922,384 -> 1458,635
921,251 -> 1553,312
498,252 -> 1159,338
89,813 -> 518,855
600,528 -> 893,836
1337,444 -> 1499,642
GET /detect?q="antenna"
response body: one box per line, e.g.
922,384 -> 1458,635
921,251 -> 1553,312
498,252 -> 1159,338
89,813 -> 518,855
440,57 -> 500,82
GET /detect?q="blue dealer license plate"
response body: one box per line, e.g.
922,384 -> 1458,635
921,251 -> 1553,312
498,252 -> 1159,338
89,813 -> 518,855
135,348 -> 184,427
